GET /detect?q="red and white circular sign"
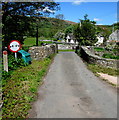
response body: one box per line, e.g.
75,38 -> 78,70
8,40 -> 21,52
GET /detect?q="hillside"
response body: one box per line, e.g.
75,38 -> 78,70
27,16 -> 117,39
28,17 -> 74,39
64,20 -> 77,24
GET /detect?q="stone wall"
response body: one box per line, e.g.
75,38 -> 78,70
28,44 -> 58,60
58,44 -> 77,50
80,46 -> 118,69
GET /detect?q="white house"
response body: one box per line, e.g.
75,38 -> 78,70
94,35 -> 104,46
66,33 -> 78,44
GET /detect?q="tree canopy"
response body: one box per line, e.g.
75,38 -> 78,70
2,2 -> 60,46
74,14 -> 97,46
55,14 -> 65,20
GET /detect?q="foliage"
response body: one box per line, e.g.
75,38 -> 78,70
7,54 -> 26,71
2,71 -> 11,82
23,37 -> 36,46
94,47 -> 105,52
2,54 -> 27,87
2,55 -> 26,82
23,37 -> 54,46
96,25 -> 112,43
112,22 -> 119,30
64,25 -> 74,36
2,2 -> 60,47
54,30 -> 65,40
102,53 -> 119,59
2,54 -> 55,118
105,43 -> 117,51
74,14 -> 97,45
22,46 -> 33,52
27,17 -> 71,39
55,14 -> 65,20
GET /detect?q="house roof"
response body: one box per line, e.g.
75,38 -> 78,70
67,33 -> 75,39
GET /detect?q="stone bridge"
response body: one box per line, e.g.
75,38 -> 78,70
53,42 -> 78,50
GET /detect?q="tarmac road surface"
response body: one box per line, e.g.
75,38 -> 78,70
29,52 -> 117,118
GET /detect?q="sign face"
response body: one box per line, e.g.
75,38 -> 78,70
8,40 -> 21,52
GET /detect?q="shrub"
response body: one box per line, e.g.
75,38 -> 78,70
2,54 -> 27,82
8,55 -> 26,71
22,46 -> 32,52
94,47 -> 105,52
102,53 -> 119,59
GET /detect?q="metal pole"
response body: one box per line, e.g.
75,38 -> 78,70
112,24 -> 114,32
15,52 -> 17,61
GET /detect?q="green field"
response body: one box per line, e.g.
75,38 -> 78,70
87,63 -> 119,76
23,37 -> 36,46
23,37 -> 53,46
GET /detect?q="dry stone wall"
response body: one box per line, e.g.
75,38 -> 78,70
28,44 -> 58,60
80,46 -> 118,69
58,44 -> 77,50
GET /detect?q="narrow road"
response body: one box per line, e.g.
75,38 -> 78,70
29,52 -> 117,118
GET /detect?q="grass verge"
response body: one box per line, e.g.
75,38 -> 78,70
87,63 -> 119,76
59,49 -> 75,52
94,47 -> 105,52
2,54 -> 55,118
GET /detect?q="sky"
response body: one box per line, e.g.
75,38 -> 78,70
50,2 -> 118,25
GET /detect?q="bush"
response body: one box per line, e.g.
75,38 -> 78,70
2,71 -> 11,85
8,55 -> 26,71
94,47 -> 105,52
2,54 -> 27,82
102,53 -> 119,59
22,46 -> 32,52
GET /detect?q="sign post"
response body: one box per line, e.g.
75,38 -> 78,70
3,51 -> 8,72
8,40 -> 21,60
15,52 -> 17,61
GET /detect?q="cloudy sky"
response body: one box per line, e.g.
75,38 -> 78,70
51,1 -> 117,25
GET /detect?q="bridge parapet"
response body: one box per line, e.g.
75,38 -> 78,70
79,46 -> 118,69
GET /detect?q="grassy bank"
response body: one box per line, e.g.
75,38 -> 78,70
87,64 -> 119,76
59,49 -> 75,52
2,54 -> 55,118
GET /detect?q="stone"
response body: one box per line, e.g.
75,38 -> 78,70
28,44 -> 57,60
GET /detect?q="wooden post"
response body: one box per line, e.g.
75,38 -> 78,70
3,51 -> 8,72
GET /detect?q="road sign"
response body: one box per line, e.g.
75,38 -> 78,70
8,40 -> 21,53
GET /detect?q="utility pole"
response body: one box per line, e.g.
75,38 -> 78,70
112,24 -> 114,32
35,6 -> 55,46
36,23 -> 39,46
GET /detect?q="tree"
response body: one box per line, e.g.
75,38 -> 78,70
65,25 -> 74,35
113,22 -> 119,30
2,2 -> 60,46
74,14 -> 97,46
55,14 -> 65,20
54,30 -> 65,40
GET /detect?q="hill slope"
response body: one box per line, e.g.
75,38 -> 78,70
28,17 -> 75,39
